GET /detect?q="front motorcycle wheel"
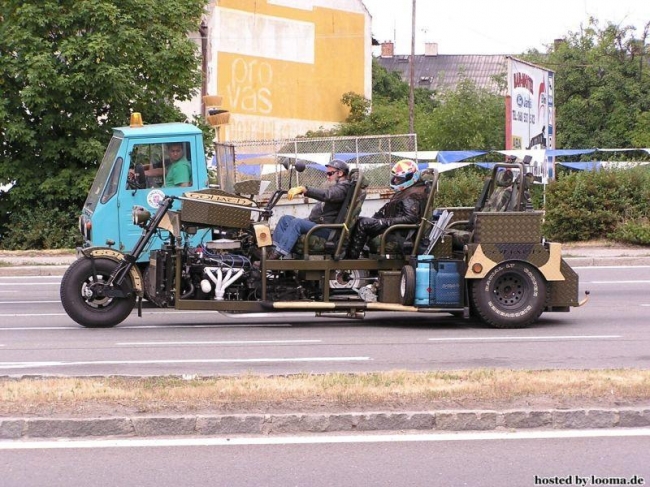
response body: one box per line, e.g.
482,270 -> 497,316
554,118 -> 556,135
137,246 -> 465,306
60,258 -> 136,328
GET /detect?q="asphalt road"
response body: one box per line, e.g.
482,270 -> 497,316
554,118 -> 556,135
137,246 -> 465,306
1,429 -> 649,487
1,265 -> 649,376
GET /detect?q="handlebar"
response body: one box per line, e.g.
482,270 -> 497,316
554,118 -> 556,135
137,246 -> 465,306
259,189 -> 287,220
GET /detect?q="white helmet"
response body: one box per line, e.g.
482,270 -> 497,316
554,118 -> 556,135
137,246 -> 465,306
390,159 -> 420,191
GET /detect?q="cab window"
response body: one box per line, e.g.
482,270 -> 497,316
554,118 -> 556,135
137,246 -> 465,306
127,142 -> 192,188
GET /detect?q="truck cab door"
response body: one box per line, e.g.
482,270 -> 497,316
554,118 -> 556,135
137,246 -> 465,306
117,137 -> 200,253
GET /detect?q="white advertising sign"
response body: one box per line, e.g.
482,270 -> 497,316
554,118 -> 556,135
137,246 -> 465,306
507,57 -> 555,182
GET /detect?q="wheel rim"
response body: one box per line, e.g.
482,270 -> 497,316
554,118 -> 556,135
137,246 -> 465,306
330,269 -> 367,289
492,272 -> 527,308
81,274 -> 113,308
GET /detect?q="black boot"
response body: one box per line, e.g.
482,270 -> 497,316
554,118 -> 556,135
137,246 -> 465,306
266,248 -> 282,260
346,227 -> 367,259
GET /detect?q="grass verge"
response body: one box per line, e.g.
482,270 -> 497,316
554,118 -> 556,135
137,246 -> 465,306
2,369 -> 650,417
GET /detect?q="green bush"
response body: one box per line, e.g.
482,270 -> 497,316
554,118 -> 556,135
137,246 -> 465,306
608,219 -> 650,245
0,205 -> 82,250
436,166 -> 487,207
543,167 -> 650,242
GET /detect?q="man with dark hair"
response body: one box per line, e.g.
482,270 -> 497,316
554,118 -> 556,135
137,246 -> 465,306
267,159 -> 351,259
164,142 -> 192,187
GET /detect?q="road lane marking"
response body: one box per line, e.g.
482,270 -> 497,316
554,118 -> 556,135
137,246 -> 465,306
0,356 -> 371,370
0,323 -> 294,330
0,283 -> 60,286
428,335 -> 620,342
2,428 -> 650,450
573,265 -> 650,269
586,280 -> 650,284
116,340 -> 322,346
0,301 -> 62,304
0,314 -> 68,318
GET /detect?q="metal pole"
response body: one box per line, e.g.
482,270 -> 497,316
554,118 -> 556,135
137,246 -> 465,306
408,0 -> 416,134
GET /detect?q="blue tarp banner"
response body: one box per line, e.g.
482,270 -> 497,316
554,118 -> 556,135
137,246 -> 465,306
437,150 -> 488,163
546,149 -> 596,156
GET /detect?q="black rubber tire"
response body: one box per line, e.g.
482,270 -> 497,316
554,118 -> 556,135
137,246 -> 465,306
471,261 -> 548,329
399,265 -> 416,306
60,258 -> 135,328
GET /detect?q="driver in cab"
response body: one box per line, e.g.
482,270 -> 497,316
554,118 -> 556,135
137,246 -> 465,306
129,143 -> 192,188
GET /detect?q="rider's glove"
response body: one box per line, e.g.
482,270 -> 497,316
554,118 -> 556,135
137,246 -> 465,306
287,186 -> 307,200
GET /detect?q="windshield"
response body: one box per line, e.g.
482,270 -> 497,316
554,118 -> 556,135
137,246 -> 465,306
83,136 -> 122,212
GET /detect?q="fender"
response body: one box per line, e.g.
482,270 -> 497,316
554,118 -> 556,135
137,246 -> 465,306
465,242 -> 565,281
78,247 -> 144,295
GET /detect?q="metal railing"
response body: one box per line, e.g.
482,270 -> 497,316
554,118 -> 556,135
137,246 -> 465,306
213,134 -> 417,197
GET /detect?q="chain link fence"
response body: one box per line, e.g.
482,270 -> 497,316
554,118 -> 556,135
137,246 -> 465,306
213,134 -> 417,198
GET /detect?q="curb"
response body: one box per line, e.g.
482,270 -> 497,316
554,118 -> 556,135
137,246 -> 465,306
2,408 -> 650,439
563,256 -> 650,267
0,265 -> 70,277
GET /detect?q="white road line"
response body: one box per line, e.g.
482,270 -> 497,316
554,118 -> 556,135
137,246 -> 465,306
0,313 -> 68,318
428,335 -> 620,342
573,265 -> 650,269
0,276 -> 63,279
1,428 -> 649,450
116,340 -> 322,346
0,301 -> 62,304
0,324 -> 293,330
0,282 -> 60,286
587,280 -> 650,284
0,356 -> 371,370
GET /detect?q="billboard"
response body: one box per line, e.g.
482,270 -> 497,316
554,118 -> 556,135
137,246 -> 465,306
506,57 -> 555,182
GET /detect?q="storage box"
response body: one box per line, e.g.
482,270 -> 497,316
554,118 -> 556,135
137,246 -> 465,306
379,271 -> 402,304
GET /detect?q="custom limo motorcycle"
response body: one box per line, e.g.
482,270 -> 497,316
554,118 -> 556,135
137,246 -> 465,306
60,161 -> 588,329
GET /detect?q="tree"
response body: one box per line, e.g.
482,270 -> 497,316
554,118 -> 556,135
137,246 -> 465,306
0,0 -> 208,247
524,18 -> 650,151
416,76 -> 505,150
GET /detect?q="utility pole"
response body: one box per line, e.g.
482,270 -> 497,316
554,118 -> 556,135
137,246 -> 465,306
408,0 -> 416,134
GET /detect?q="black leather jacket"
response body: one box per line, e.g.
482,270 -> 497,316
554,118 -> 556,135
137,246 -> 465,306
304,179 -> 352,224
373,181 -> 428,225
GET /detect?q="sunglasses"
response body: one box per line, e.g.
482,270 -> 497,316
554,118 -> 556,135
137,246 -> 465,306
326,171 -> 337,176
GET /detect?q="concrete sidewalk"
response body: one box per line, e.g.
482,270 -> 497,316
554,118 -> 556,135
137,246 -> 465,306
1,243 -> 650,277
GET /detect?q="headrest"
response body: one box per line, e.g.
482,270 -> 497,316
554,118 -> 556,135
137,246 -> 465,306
495,169 -> 514,187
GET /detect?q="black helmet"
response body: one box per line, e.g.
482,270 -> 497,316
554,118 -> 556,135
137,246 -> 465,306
326,159 -> 349,175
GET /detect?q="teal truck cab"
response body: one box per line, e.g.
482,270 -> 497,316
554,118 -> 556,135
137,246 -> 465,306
79,115 -> 212,259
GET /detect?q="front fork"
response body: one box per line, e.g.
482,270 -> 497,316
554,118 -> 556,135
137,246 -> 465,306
86,196 -> 178,314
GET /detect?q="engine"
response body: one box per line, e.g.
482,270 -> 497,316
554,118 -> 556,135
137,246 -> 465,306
144,230 -> 308,306
182,238 -> 258,302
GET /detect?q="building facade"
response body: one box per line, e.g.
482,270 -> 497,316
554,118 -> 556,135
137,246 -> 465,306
178,0 -> 372,141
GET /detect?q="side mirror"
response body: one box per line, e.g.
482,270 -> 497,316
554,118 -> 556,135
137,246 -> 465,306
281,160 -> 307,172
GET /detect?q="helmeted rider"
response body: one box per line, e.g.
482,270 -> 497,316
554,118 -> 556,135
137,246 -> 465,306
347,159 -> 428,258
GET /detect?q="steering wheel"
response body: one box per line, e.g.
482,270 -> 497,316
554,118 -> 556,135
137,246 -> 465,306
127,163 -> 147,190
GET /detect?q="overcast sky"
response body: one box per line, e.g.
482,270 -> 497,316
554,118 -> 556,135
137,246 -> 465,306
362,0 -> 650,55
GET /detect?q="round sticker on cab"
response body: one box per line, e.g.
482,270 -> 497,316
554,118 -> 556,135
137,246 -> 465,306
146,189 -> 165,209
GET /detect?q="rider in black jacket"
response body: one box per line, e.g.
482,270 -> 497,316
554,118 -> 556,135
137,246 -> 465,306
347,159 -> 427,258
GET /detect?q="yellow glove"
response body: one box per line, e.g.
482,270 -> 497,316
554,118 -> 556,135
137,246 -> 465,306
287,186 -> 306,201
